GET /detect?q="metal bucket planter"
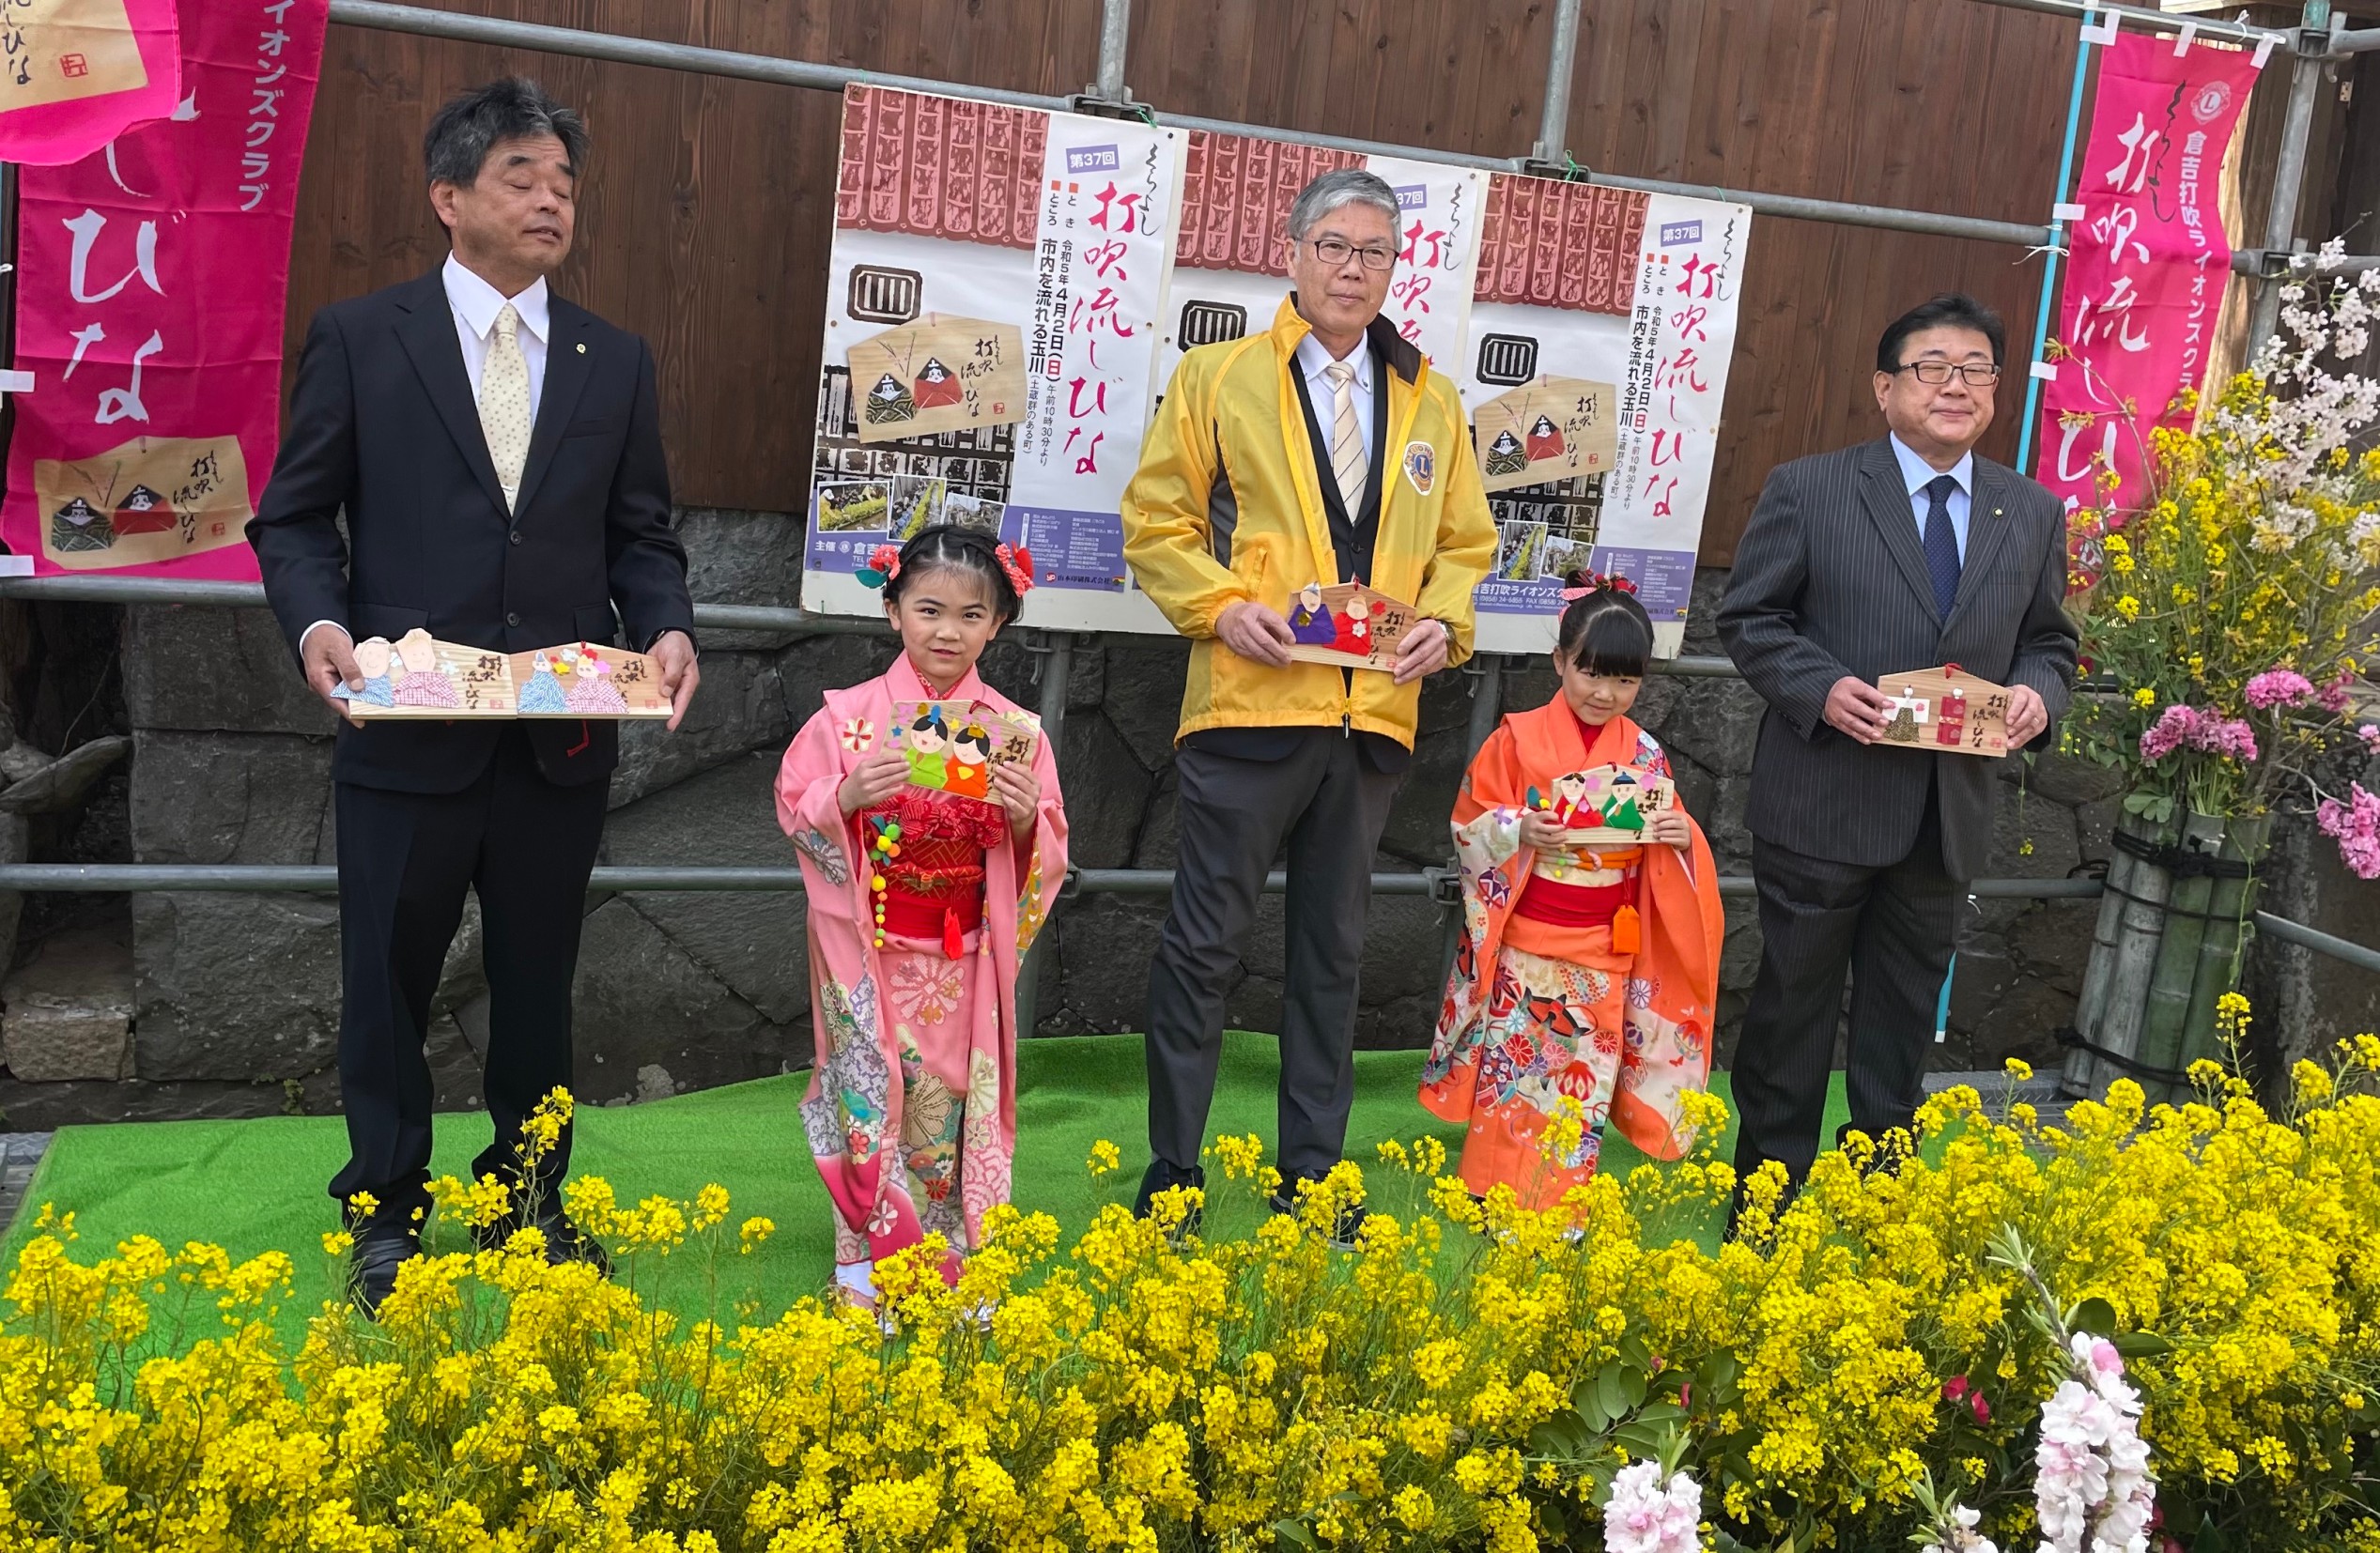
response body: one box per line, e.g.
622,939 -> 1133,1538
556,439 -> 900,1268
2061,806 -> 2270,1107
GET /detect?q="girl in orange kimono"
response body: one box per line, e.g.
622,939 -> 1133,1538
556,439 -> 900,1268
1419,573 -> 1723,1213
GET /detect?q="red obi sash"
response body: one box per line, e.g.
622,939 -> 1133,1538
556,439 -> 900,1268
1512,871 -> 1643,953
860,787 -> 1004,959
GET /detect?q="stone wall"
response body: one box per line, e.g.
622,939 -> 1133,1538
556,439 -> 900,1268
8,505 -> 2328,1129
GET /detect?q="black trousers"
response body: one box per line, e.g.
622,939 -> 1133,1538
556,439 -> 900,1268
1145,730 -> 1403,1185
329,726 -> 609,1220
1730,780 -> 1962,1193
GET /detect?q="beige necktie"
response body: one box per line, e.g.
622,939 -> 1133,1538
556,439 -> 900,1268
481,302 -> 533,511
1322,359 -> 1368,516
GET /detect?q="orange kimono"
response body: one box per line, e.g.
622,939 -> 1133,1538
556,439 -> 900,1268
1419,702 -> 1723,1211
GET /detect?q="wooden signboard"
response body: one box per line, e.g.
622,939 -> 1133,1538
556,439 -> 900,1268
1471,376 -> 1619,494
1529,763 -> 1677,837
845,315 -> 1028,444
1875,664 -> 2011,758
887,699 -> 1040,804
331,632 -> 671,722
1283,581 -> 1416,671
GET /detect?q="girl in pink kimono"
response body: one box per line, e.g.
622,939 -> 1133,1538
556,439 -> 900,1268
776,526 -> 1067,1309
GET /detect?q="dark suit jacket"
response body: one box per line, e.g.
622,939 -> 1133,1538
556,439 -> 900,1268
248,269 -> 695,793
1716,437 -> 2079,881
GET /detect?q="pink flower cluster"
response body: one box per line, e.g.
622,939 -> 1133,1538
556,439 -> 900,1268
2244,669 -> 2316,710
2138,703 -> 2259,765
2318,782 -> 2380,881
1601,1461 -> 1703,1553
2360,724 -> 2380,757
2034,1333 -> 2156,1553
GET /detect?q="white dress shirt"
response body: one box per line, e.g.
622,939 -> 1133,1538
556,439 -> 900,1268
441,251 -> 550,418
1890,432 -> 1972,562
301,256 -> 553,656
1295,330 -> 1374,468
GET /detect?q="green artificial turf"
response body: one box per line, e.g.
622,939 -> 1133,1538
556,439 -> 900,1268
2,1033 -> 1848,1345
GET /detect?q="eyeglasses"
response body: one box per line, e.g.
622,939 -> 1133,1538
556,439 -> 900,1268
1302,236 -> 1398,272
1892,361 -> 2001,387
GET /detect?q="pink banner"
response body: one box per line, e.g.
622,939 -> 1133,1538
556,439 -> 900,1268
0,0 -> 180,166
2037,32 -> 2260,525
2,0 -> 327,579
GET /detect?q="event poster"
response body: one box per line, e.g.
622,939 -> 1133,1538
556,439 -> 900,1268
1458,178 -> 1748,657
0,0 -> 330,578
2037,32 -> 2261,537
801,85 -> 1187,633
801,87 -> 1751,656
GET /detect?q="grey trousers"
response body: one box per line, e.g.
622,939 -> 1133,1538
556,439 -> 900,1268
1145,731 -> 1404,1185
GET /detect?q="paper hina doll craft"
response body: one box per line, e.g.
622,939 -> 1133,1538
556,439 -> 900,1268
562,646 -> 631,715
519,651 -> 567,713
1288,582 -> 1338,646
1873,664 -> 2013,758
348,637 -> 396,707
1526,763 -> 1678,835
945,719 -> 994,800
895,703 -> 953,788
392,630 -> 465,709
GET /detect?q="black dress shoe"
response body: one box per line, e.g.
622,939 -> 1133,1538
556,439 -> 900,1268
1134,1160 -> 1206,1241
348,1217 -> 422,1319
1270,1183 -> 1368,1252
474,1202 -> 612,1278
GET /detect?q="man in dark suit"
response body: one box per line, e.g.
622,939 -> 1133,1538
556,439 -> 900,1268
249,79 -> 700,1313
1717,294 -> 2078,1207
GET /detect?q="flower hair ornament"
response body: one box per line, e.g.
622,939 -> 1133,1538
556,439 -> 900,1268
1559,568 -> 1641,602
994,542 -> 1037,596
855,544 -> 904,591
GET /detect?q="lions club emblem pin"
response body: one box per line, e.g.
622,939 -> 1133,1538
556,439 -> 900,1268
1402,440 -> 1436,497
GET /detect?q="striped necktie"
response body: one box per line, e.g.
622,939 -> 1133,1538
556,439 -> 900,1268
1322,358 -> 1367,516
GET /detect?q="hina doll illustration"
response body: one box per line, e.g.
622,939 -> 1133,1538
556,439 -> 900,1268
945,721 -> 993,801
1524,412 -> 1567,462
518,650 -> 568,713
564,649 -> 630,714
390,629 -> 462,708
114,484 -> 175,535
51,496 -> 112,553
1482,428 -> 1528,479
1289,581 -> 1338,646
902,707 -> 951,788
912,357 -> 964,409
864,371 -> 916,425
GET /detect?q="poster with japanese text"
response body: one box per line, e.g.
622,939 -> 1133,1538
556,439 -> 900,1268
800,85 -> 1187,634
2037,33 -> 2260,577
1457,179 -> 1749,657
1,0 -> 330,578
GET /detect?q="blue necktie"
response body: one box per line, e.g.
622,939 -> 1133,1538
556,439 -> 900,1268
1922,473 -> 1961,617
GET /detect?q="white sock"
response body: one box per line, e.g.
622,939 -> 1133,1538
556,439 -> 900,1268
834,1260 -> 875,1300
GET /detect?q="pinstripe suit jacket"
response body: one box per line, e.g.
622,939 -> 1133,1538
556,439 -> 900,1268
1716,437 -> 2079,881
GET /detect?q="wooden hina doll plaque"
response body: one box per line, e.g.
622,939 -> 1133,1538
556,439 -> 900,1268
887,699 -> 1040,805
1530,763 -> 1678,838
331,631 -> 671,723
1875,664 -> 2011,758
1283,581 -> 1416,671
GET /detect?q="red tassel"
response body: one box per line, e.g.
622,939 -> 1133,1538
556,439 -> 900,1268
1611,903 -> 1642,956
943,906 -> 965,961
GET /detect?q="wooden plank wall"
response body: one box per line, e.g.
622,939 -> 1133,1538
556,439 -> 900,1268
283,0 -> 2261,564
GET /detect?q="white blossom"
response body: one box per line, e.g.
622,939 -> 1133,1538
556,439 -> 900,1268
1602,1460 -> 1704,1553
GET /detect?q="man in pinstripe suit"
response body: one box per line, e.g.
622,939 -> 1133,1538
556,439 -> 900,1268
1717,294 -> 2078,1207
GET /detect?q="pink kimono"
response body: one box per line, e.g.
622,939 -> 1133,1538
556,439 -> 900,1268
775,658 -> 1068,1282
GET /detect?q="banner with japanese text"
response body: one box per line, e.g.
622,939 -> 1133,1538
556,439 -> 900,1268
1457,179 -> 1749,657
801,85 -> 1187,634
0,0 -> 179,166
2037,32 -> 2260,530
2,0 -> 330,578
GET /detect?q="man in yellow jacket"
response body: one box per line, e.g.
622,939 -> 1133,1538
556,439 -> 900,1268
1120,167 -> 1496,1240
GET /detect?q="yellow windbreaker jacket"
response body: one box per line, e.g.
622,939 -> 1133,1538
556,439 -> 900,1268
1120,295 -> 1497,748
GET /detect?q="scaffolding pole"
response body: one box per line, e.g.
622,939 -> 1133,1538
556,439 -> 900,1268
1091,0 -> 1131,102
2246,4 -> 2333,350
1531,0 -> 1584,165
